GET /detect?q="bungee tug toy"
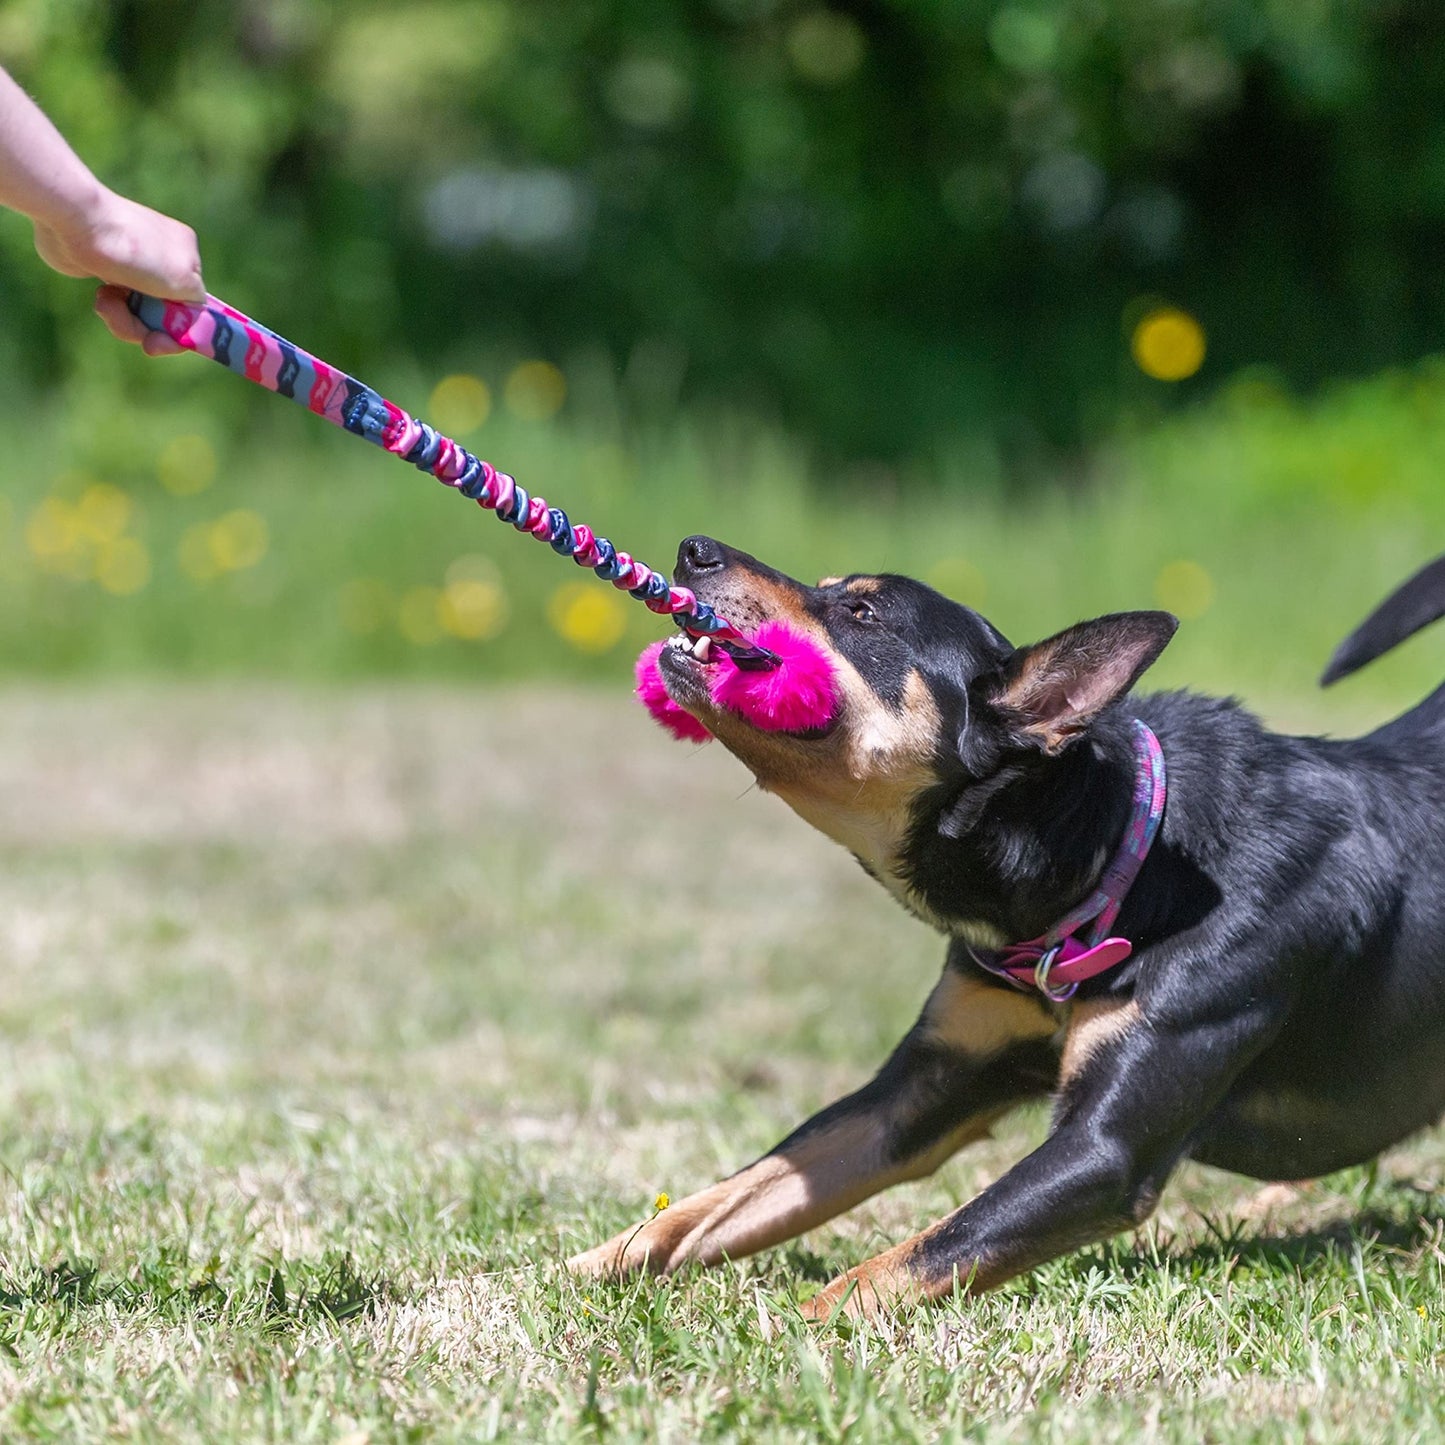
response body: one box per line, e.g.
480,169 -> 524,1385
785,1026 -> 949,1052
127,292 -> 839,740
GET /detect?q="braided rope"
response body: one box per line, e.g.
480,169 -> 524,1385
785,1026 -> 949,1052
125,292 -> 777,667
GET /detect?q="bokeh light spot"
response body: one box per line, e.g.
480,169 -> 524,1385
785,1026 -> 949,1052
606,56 -> 691,128
440,578 -> 509,640
785,11 -> 866,85
547,582 -> 628,653
504,361 -> 567,422
208,511 -> 269,572
989,8 -> 1060,73
25,498 -> 78,563
178,525 -> 218,582
76,483 -> 133,543
924,557 -> 988,608
338,579 -> 395,636
445,553 -> 500,587
157,434 -> 217,495
428,374 -> 492,436
1131,307 -> 1207,381
399,586 -> 444,646
95,537 -> 151,596
1154,559 -> 1214,619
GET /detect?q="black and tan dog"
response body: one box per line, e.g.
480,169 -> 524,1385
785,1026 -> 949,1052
570,538 -> 1445,1319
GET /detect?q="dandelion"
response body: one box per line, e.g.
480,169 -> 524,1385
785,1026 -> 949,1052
654,1192 -> 670,1212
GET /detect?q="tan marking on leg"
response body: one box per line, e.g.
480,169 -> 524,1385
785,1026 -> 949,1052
920,969 -> 1058,1059
568,1088 -> 1013,1280
800,1210 -> 1021,1322
798,1239 -> 924,1321
1058,997 -> 1141,1088
567,1109 -> 903,1279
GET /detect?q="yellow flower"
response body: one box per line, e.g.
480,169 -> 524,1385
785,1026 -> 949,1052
654,1192 -> 670,1212
1419,1305 -> 1428,1318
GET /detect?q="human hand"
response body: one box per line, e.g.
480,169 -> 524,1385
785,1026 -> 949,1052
32,187 -> 205,356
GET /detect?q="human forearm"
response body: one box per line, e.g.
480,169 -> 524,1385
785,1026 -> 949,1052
0,64 -> 203,347
0,66 -> 104,228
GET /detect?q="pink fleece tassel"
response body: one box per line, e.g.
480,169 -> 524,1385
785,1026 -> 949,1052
635,642 -> 713,743
710,621 -> 838,731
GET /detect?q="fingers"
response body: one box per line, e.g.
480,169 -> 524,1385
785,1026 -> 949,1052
93,211 -> 206,303
80,190 -> 206,303
94,285 -> 184,355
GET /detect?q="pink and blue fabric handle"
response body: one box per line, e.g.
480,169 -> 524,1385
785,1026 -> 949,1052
125,292 -> 778,669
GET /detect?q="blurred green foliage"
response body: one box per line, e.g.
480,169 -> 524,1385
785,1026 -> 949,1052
2,361 -> 1445,707
4,0 -> 1445,464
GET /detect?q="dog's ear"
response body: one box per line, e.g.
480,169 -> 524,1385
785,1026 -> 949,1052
986,611 -> 1178,753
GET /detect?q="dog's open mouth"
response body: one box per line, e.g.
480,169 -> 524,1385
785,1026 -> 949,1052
665,632 -> 720,666
644,621 -> 840,741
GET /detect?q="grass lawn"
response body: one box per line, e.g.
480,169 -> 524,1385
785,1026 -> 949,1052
1,683 -> 1444,1442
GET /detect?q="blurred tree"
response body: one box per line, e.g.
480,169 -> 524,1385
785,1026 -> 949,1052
2,0 -> 1444,470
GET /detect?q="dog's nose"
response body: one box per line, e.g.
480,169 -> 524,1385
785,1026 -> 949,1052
676,535 -> 727,579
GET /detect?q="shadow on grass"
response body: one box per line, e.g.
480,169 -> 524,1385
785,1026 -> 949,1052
0,1250 -> 389,1330
1066,1185 -> 1445,1286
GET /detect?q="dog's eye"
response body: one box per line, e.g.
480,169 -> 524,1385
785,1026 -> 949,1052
847,601 -> 878,625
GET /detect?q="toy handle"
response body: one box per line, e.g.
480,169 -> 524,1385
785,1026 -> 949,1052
124,291 -> 778,665
126,290 -> 400,448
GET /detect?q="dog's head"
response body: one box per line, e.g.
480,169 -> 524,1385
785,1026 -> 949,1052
659,535 -> 1176,930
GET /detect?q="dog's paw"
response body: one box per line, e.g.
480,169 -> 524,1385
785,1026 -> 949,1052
565,1225 -> 661,1279
798,1265 -> 904,1323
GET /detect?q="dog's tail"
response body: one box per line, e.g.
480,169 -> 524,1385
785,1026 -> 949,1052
1321,554 -> 1445,686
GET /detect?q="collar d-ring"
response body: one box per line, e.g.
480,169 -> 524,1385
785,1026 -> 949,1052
1033,945 -> 1079,1003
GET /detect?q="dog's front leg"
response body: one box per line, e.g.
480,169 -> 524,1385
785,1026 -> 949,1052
800,996 -> 1283,1320
567,969 -> 1058,1279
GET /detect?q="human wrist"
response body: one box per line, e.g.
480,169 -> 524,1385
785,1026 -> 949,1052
25,167 -> 107,236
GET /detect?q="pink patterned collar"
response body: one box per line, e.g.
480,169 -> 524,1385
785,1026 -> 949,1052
971,720 -> 1166,1002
